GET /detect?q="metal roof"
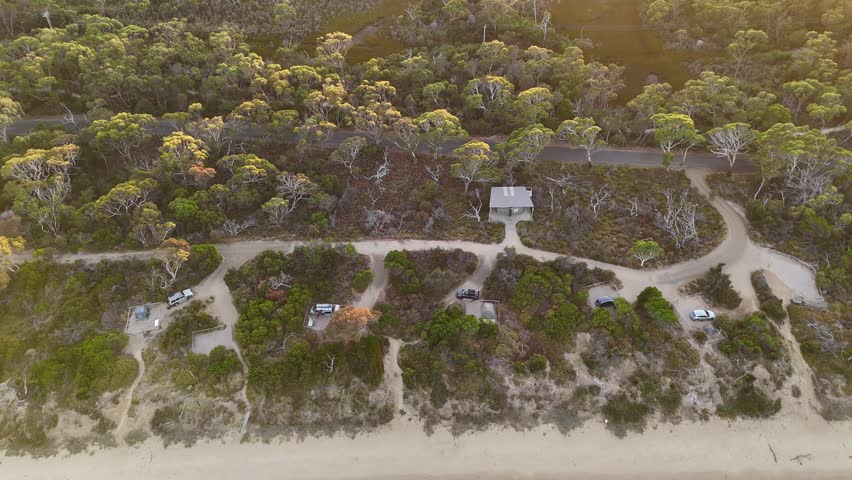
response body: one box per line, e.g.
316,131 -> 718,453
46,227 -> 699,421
489,186 -> 534,208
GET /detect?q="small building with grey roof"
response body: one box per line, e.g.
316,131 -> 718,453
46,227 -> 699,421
489,186 -> 534,222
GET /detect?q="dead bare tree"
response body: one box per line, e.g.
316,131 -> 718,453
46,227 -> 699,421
464,189 -> 484,222
221,217 -> 255,237
626,197 -> 640,217
544,173 -> 582,212
268,272 -> 293,291
60,103 -> 77,127
784,158 -> 833,205
425,163 -> 442,184
544,173 -> 580,190
805,320 -> 843,356
324,354 -> 336,374
587,185 -> 611,219
367,148 -> 391,189
655,189 -> 698,249
363,208 -> 396,237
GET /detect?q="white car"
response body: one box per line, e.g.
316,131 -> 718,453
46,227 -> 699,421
310,303 -> 340,316
689,309 -> 716,321
167,289 -> 194,307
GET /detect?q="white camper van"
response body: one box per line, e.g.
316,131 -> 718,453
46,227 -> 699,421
167,289 -> 194,307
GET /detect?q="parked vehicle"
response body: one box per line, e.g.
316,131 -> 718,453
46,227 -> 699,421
595,296 -> 616,307
310,303 -> 340,316
167,289 -> 194,307
455,289 -> 481,300
689,309 -> 716,321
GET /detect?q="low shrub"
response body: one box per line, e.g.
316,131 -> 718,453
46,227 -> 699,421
636,286 -> 663,305
750,271 -> 786,321
385,250 -> 421,294
689,263 -> 742,309
788,305 -> 852,398
161,301 -> 219,354
717,374 -> 781,419
177,244 -> 222,289
643,296 -> 679,325
592,307 -> 624,337
716,313 -> 784,361
602,393 -> 651,437
543,303 -> 584,341
351,270 -> 374,292
29,332 -> 138,402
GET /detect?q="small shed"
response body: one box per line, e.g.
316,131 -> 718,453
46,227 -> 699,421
133,305 -> 150,321
489,186 -> 534,221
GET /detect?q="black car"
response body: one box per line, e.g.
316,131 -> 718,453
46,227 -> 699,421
456,289 -> 481,300
594,296 -> 615,307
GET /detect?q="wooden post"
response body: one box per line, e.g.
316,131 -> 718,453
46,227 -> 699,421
482,24 -> 486,43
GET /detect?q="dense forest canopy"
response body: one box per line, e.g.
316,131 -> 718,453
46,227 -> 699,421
0,1 -> 846,294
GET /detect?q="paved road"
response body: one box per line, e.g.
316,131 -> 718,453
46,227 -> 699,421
7,116 -> 757,172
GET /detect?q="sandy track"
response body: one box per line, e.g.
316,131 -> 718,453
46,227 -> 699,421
112,335 -> 147,442
354,253 -> 388,310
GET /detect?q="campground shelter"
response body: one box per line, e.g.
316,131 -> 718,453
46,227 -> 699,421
489,186 -> 534,221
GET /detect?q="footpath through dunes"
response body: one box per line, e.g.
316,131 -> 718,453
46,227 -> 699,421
2,414 -> 851,480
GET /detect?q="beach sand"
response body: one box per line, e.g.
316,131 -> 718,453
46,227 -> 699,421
3,413 -> 850,480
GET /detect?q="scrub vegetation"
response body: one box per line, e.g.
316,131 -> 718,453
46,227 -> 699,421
0,0 -> 848,451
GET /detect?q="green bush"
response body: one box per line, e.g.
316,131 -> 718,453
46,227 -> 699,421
761,298 -> 786,320
207,346 -> 242,380
636,286 -> 663,305
528,354 -> 548,373
750,271 -> 786,321
177,244 -> 223,289
543,303 -> 584,341
592,308 -> 623,337
692,263 -> 742,309
30,332 -> 138,402
421,306 -> 480,348
717,374 -> 781,419
351,270 -> 374,292
510,265 -> 573,312
161,302 -> 219,354
385,250 -> 421,294
643,296 -> 678,325
717,313 -> 784,360
602,393 -> 651,437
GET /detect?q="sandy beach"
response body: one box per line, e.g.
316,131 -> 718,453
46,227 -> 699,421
3,413 -> 851,480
